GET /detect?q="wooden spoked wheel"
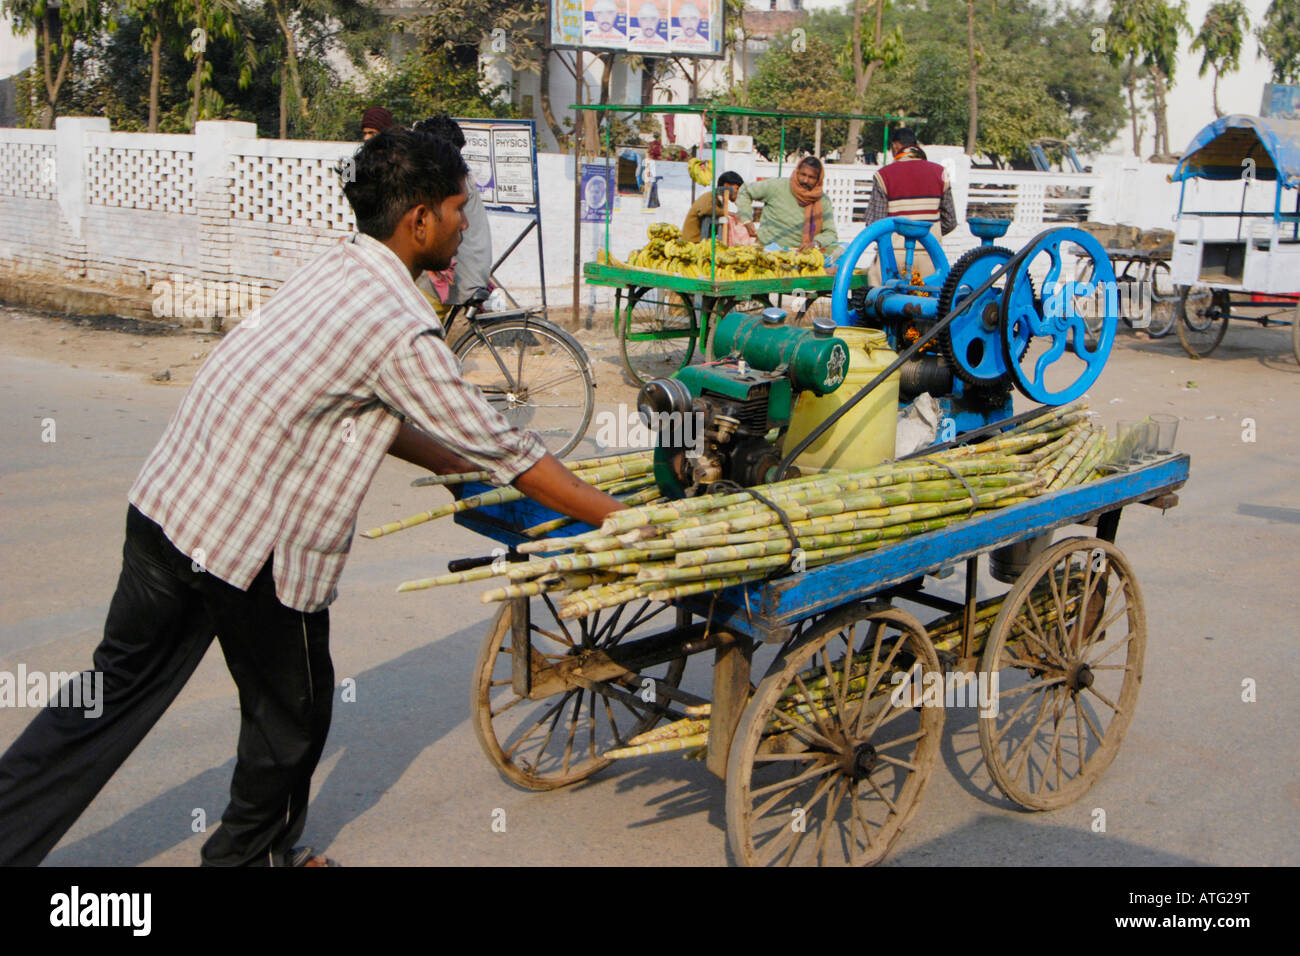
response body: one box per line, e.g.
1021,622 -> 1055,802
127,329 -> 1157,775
726,605 -> 944,866
978,537 -> 1146,810
472,595 -> 687,790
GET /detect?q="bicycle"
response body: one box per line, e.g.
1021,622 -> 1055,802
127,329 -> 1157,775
439,290 -> 596,459
1078,250 -> 1180,346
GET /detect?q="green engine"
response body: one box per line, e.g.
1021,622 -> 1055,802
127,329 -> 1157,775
636,308 -> 850,497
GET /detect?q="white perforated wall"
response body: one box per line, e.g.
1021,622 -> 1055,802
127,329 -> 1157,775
231,155 -> 353,231
86,146 -> 194,213
0,142 -> 58,201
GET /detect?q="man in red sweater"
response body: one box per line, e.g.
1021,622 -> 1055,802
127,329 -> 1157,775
866,128 -> 957,281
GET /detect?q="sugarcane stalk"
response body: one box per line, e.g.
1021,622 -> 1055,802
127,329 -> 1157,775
670,475 -> 1034,544
397,561 -> 537,593
604,733 -> 709,759
626,717 -> 710,746
480,572 -> 611,603
1047,429 -> 1103,491
412,450 -> 653,487
646,572 -> 768,602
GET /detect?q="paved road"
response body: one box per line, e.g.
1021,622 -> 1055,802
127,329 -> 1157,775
0,315 -> 1296,866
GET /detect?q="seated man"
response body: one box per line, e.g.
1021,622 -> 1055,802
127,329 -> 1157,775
735,157 -> 839,265
681,171 -> 745,243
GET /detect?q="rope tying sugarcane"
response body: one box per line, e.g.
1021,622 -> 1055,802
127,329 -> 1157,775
705,480 -> 803,573
913,457 -> 981,517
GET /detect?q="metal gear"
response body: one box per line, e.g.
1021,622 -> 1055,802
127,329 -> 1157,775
936,245 -> 1018,387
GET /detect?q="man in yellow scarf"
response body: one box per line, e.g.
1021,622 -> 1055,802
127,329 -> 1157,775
735,157 -> 840,264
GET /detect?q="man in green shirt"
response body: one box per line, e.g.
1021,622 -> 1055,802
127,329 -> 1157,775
735,157 -> 840,264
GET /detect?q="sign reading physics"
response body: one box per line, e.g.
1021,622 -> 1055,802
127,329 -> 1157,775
458,120 -> 538,209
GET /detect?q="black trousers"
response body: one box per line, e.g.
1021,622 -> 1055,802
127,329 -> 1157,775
0,506 -> 333,866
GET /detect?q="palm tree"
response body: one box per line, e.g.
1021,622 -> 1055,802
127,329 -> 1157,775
1192,1 -> 1250,118
1106,0 -> 1190,158
1255,0 -> 1300,85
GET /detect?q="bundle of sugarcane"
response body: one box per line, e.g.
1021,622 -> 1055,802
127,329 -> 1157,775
392,402 -> 1107,614
363,450 -> 657,540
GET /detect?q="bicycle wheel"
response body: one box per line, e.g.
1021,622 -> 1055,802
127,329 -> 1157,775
453,317 -> 595,458
1074,259 -> 1107,349
1175,286 -> 1229,358
621,287 -> 697,386
1146,261 -> 1177,338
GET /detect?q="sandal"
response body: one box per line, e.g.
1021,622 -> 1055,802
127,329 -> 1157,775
285,846 -> 339,867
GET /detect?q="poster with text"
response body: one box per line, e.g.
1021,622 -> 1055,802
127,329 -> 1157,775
554,0 -> 584,46
670,0 -> 710,51
585,0 -> 627,49
552,0 -> 721,56
581,163 -> 613,222
460,124 -> 495,204
627,0 -> 669,53
490,126 -> 536,206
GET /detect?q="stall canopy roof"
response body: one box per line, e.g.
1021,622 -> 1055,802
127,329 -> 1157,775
1173,114 -> 1300,187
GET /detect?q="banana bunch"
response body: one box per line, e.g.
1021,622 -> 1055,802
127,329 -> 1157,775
687,157 -> 713,186
619,224 -> 828,280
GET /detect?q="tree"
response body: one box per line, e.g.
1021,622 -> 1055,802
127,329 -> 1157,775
841,0 -> 903,159
1105,0 -> 1190,159
834,0 -> 1119,164
408,0 -> 552,138
2,0 -> 112,127
259,0 -> 382,138
181,0 -> 256,129
745,33 -> 851,159
1256,0 -> 1300,85
1192,1 -> 1249,117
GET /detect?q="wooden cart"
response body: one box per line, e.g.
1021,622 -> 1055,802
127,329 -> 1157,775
453,452 -> 1189,866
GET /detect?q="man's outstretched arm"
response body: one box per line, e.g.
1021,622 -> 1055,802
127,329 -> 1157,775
387,422 -> 624,526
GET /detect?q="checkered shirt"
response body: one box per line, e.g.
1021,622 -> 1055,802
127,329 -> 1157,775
129,233 -> 546,612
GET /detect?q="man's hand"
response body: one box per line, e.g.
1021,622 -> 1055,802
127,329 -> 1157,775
513,453 -> 625,527
745,221 -> 758,238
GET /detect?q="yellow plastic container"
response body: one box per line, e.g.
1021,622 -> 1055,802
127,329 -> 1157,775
783,327 -> 900,473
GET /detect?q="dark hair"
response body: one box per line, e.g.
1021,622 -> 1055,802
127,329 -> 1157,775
891,127 -> 919,149
796,156 -> 823,174
340,127 -> 469,239
413,112 -> 466,149
717,171 -> 744,189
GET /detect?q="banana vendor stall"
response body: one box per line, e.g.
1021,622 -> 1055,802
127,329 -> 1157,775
576,103 -> 921,386
363,211 -> 1191,866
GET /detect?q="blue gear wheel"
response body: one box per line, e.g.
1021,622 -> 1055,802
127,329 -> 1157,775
999,228 -> 1118,405
937,245 -> 1021,387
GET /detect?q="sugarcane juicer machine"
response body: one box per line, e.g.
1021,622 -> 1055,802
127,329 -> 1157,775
837,216 -> 1120,430
637,217 -> 1121,498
